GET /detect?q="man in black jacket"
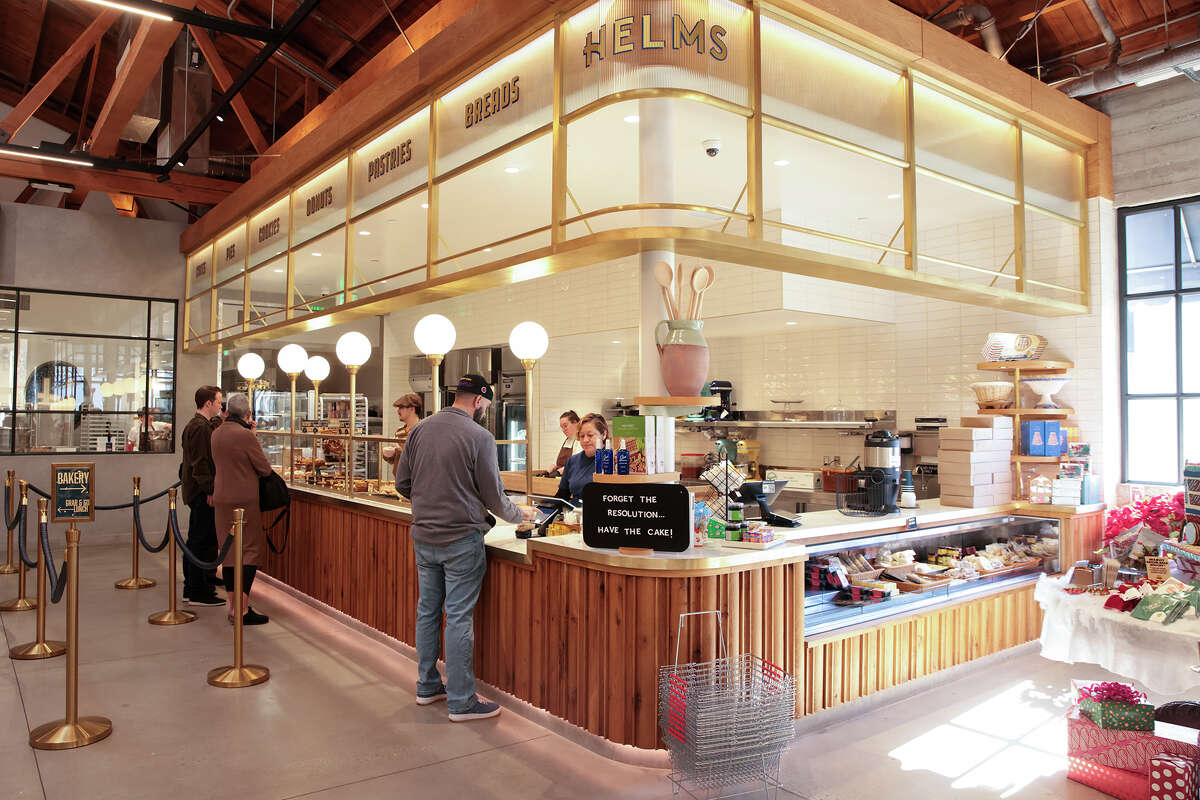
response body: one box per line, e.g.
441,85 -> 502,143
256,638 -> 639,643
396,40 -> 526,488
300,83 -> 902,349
180,385 -> 225,606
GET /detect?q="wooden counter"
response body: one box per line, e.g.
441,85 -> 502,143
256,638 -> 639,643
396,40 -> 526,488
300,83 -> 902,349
265,486 -> 1103,750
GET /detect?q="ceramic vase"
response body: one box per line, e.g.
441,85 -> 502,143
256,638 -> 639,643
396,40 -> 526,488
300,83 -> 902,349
655,319 -> 709,397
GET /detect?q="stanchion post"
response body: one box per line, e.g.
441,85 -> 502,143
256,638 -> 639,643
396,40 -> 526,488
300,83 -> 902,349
10,498 -> 66,660
148,489 -> 196,626
29,524 -> 112,750
207,508 -> 269,688
115,476 -> 155,590
0,469 -> 16,574
0,482 -> 36,612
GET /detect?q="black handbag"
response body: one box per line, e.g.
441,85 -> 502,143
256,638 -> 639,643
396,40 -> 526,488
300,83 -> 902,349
259,470 -> 289,511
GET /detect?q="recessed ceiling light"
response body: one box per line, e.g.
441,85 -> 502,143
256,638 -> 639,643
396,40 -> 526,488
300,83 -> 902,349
273,269 -> 284,273
216,114 -> 225,122
623,115 -> 639,124
785,321 -> 798,326
773,159 -> 790,167
504,166 -> 520,174
483,247 -> 493,252
380,280 -> 388,284
420,203 -> 429,209
370,258 -> 381,263
311,252 -> 322,257
611,340 -> 621,344
887,193 -> 901,200
359,230 -> 371,236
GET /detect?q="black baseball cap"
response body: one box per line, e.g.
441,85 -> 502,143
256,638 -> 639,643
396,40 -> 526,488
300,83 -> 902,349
455,374 -> 494,401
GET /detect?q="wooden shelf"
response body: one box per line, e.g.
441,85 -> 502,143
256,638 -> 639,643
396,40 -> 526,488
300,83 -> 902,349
592,472 -> 680,484
633,396 -> 720,407
1011,455 -> 1061,463
976,360 -> 1073,373
977,408 -> 1074,418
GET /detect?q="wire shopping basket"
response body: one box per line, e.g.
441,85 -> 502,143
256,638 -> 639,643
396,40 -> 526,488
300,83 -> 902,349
657,611 -> 797,799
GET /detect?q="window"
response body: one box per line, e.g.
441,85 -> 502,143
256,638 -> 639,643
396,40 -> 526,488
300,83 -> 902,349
1119,197 -> 1200,483
0,289 -> 176,455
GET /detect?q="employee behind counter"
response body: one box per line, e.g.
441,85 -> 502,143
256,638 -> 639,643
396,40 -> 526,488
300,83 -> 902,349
554,412 -> 607,505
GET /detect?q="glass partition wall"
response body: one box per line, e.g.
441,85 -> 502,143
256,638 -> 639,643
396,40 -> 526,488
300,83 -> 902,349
0,289 -> 177,454
183,0 -> 1091,353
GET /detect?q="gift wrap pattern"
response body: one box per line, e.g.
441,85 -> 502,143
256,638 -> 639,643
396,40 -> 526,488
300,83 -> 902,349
1082,698 -> 1158,731
1148,754 -> 1199,800
1067,708 -> 1200,775
1069,756 -> 1149,800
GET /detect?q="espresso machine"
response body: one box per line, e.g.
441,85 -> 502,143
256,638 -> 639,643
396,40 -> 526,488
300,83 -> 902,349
858,430 -> 901,513
705,380 -> 735,421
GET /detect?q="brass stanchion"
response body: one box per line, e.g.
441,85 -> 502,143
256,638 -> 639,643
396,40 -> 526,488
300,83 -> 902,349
10,498 -> 66,660
0,481 -> 36,612
114,477 -> 155,590
0,470 -> 17,575
207,509 -> 269,688
148,489 -> 196,626
29,523 -> 112,750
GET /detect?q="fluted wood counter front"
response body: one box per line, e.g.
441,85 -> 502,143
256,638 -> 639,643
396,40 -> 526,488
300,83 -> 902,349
265,487 -> 1100,751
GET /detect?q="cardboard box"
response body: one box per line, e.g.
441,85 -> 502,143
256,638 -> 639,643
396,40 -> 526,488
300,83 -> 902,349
611,416 -> 655,474
938,449 -> 1011,468
938,436 -> 1013,453
940,426 -> 993,441
940,484 -> 1014,507
1022,420 -> 1046,456
1045,420 -> 1062,453
962,415 -> 1014,431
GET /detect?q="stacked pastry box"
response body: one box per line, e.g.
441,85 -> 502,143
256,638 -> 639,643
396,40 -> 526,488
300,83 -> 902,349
1067,679 -> 1200,800
937,416 -> 1014,508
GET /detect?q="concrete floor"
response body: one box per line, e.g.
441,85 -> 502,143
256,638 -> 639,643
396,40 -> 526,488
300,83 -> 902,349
0,542 -> 1178,799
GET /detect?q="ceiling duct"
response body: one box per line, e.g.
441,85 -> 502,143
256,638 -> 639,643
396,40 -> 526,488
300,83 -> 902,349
156,31 -> 213,174
1082,0 -> 1122,67
1061,40 -> 1200,96
933,4 -> 1005,60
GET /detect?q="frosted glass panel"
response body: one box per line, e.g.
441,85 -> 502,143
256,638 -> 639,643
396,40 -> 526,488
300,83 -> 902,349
247,258 -> 288,329
1126,295 -> 1176,395
437,32 -> 554,175
915,82 -> 1016,198
352,107 -> 429,216
562,0 -> 751,113
763,124 -> 904,255
349,194 -> 428,300
214,277 -> 244,335
1023,131 -> 1082,220
566,98 -> 745,227
761,14 -> 904,158
438,133 -> 551,262
292,159 -> 348,245
187,295 -> 210,341
916,173 -> 1016,287
1024,209 -> 1081,300
292,229 -> 346,312
1127,397 -> 1178,484
187,247 -> 212,297
249,196 -> 289,268
213,224 -> 246,284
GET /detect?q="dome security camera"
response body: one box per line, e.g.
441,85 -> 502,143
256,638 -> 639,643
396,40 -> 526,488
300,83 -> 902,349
703,137 -> 722,157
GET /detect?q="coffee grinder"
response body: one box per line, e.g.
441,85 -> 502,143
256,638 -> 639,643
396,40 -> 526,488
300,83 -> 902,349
705,380 -> 734,421
860,430 -> 901,513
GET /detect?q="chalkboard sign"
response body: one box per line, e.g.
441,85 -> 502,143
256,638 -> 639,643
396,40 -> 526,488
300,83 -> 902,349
51,463 -> 94,523
581,482 -> 691,552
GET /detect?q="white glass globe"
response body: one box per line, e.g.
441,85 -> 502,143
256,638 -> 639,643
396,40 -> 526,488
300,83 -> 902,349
336,331 -> 372,367
99,382 -> 113,398
237,352 -> 265,380
509,321 -> 549,361
304,355 -> 330,382
413,314 -> 456,356
277,343 -> 309,375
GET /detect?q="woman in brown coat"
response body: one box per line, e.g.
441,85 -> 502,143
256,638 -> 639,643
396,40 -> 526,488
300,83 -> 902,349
211,392 -> 272,625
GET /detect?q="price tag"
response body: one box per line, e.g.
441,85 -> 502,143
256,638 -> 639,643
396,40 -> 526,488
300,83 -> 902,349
51,463 -> 94,523
906,516 -> 918,531
1145,555 -> 1172,583
581,482 -> 691,552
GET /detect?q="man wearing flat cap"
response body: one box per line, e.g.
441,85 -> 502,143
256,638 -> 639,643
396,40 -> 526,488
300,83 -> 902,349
395,373 -> 535,722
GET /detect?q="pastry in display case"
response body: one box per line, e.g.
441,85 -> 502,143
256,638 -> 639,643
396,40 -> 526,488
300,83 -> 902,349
805,515 -> 1060,636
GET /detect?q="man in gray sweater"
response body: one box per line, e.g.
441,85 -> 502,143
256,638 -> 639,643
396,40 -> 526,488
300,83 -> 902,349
395,373 -> 535,722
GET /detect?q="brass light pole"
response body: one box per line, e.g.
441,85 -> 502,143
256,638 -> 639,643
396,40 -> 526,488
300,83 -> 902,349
236,352 -> 266,422
509,322 -> 549,498
277,344 -> 309,484
336,332 -> 372,496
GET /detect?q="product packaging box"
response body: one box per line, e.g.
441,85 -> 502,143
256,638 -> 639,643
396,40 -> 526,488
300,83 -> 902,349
1044,420 -> 1062,454
938,431 -> 1013,452
1148,753 -> 1198,800
1022,420 -> 1046,456
938,449 -> 1012,469
940,426 -> 992,442
1067,706 -> 1200,774
940,484 -> 1013,508
610,416 -> 655,474
1068,756 -> 1148,800
658,416 -> 675,474
962,415 -> 1015,432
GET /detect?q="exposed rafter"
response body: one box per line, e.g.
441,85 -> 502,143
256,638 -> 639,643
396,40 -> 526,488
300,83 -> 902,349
323,0 -> 404,70
188,26 -> 268,153
0,151 -> 237,204
24,1 -> 49,88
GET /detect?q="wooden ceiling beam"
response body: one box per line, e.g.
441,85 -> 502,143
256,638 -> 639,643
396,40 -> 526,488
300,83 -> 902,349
188,26 -> 268,153
1019,0 -> 1085,23
0,81 -> 81,138
13,184 -> 35,203
0,153 -> 238,204
88,1 -> 195,158
23,0 -> 49,88
74,43 -> 100,148
107,192 -> 140,217
0,8 -> 119,142
323,0 -> 404,70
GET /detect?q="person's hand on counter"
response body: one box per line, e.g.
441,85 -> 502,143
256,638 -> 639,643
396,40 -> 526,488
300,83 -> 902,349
518,504 -> 538,521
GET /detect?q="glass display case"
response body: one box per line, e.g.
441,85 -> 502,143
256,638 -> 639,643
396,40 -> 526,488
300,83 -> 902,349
804,515 -> 1061,637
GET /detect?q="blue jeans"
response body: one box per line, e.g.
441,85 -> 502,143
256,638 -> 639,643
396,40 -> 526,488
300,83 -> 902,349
413,531 -> 487,713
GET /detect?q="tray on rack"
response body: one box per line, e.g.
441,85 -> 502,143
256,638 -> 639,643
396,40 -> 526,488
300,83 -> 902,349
721,536 -> 789,551
977,558 -> 1042,577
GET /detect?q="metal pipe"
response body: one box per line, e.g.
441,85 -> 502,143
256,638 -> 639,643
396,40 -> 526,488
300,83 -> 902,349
1062,39 -> 1200,96
1082,0 -> 1123,67
934,4 -> 1005,60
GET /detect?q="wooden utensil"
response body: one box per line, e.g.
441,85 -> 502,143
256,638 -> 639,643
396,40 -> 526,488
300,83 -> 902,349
676,262 -> 684,320
689,265 -> 715,319
653,261 -> 677,320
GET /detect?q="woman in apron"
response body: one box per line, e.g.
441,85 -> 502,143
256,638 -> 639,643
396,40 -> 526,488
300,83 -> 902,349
543,410 -> 580,478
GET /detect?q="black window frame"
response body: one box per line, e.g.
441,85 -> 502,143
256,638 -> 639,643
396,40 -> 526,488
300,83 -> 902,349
1118,194 -> 1200,485
0,286 -> 178,456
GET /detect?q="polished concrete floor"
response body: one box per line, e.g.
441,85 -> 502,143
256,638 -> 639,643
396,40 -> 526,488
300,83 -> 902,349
0,542 -> 1174,799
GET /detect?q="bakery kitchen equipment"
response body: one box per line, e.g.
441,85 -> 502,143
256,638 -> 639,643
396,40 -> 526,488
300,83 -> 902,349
855,430 -> 901,514
704,380 -> 735,420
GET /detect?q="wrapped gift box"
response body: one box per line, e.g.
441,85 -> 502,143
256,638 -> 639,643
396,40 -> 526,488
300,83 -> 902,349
1068,756 -> 1148,800
1068,708 -> 1200,775
1148,753 -> 1198,800
1082,698 -> 1157,731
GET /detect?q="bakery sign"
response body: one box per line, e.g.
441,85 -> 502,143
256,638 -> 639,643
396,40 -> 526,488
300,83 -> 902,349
581,13 -> 729,68
51,463 -> 94,524
582,482 -> 692,552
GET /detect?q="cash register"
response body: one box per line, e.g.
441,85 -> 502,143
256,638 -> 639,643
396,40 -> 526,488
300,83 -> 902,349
733,480 -> 802,527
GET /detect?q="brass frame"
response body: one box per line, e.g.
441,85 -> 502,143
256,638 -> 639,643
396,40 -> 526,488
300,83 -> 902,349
49,463 -> 94,525
182,0 -> 1094,353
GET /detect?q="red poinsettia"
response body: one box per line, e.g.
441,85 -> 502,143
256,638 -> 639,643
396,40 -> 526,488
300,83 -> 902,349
1104,491 -> 1186,542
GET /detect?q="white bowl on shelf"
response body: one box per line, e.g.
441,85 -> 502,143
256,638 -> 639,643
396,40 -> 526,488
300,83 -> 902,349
1022,378 -> 1070,409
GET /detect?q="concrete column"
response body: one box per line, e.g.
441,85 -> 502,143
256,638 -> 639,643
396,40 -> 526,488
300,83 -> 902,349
638,98 -> 674,397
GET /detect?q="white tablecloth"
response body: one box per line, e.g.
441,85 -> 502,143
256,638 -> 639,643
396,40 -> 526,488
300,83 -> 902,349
1036,574 -> 1200,696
